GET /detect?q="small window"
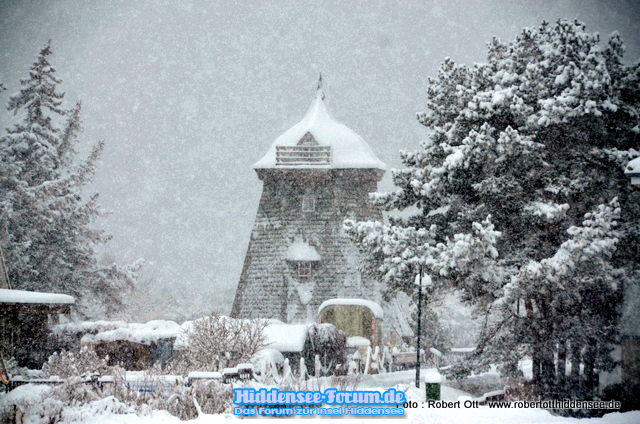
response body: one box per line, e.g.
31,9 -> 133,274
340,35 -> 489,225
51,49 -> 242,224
297,262 -> 313,282
302,196 -> 315,212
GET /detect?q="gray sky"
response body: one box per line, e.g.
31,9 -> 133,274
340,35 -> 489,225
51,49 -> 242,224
1,0 -> 638,321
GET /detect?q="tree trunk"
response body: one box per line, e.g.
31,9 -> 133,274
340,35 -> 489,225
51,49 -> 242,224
568,341 -> 581,384
583,340 -> 598,399
533,295 -> 555,398
540,345 -> 555,397
532,345 -> 541,383
556,340 -> 567,397
525,297 -> 541,391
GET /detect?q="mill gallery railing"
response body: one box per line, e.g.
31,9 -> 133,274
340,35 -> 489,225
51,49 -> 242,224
276,146 -> 332,166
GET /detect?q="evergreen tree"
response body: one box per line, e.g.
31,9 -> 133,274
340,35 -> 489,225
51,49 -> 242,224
0,42 -> 139,318
346,20 -> 639,399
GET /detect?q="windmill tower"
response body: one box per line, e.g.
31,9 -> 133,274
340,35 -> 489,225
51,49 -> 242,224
231,86 -> 386,322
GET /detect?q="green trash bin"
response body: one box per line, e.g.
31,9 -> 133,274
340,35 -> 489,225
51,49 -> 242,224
424,370 -> 442,401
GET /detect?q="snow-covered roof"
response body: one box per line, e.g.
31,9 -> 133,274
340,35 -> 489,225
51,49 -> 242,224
263,323 -> 311,352
0,288 -> 75,305
625,157 -> 640,185
346,336 -> 371,347
188,371 -> 222,380
81,320 -> 181,346
318,298 -> 384,319
625,157 -> 640,175
124,372 -> 183,385
236,363 -> 254,370
450,347 -> 476,353
285,241 -> 321,261
53,320 -> 129,335
253,90 -> 386,170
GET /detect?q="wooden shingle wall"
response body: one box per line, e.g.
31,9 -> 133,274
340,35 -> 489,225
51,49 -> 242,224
231,168 -> 383,322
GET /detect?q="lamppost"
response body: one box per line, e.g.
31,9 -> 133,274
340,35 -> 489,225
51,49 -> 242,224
416,265 -> 435,386
415,265 -> 423,387
622,156 -> 640,399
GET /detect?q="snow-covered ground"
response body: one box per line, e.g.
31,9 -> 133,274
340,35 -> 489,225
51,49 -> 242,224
23,389 -> 639,424
9,400 -> 639,424
90,411 -> 640,424
3,369 -> 638,424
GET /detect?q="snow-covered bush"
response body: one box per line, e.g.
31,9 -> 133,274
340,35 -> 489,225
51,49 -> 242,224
52,377 -> 103,406
2,357 -> 45,380
58,397 -> 134,423
329,374 -> 362,391
0,384 -> 62,424
278,374 -> 361,395
0,382 -> 135,424
505,379 -> 541,402
446,372 -> 505,398
98,368 -> 234,420
307,323 -> 347,375
278,376 -> 325,393
0,372 -> 129,423
170,314 -> 267,373
1,366 -> 235,422
190,379 -> 234,416
251,348 -> 285,383
42,346 -> 112,379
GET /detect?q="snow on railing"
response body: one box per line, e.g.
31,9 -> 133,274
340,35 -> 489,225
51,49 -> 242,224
364,346 -> 372,375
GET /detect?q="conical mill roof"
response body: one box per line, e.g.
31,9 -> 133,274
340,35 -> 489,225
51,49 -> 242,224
253,91 -> 386,170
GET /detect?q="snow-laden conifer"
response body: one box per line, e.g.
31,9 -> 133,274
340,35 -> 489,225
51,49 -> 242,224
0,42 -> 140,320
346,19 -> 639,400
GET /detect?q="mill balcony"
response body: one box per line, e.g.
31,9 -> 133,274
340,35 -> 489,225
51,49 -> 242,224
275,145 -> 332,166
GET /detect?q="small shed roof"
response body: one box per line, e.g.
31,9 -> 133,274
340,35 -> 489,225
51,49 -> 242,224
0,289 -> 74,315
0,289 -> 74,305
81,320 -> 181,346
253,90 -> 386,170
263,323 -> 311,353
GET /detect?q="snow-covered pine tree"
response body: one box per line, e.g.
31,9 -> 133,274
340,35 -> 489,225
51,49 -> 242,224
0,42 -> 139,319
517,199 -> 623,397
346,20 -> 639,399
